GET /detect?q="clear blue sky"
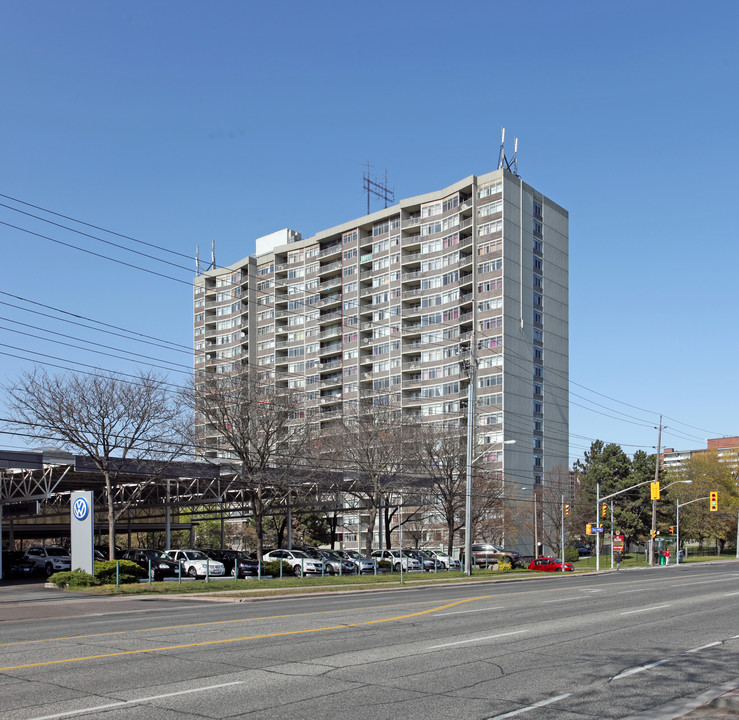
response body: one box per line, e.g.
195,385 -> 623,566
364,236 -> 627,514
1,1 -> 737,463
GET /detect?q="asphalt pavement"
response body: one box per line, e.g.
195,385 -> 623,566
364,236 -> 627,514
1,562 -> 738,719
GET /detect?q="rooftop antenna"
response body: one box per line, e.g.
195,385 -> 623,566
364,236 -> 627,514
211,239 -> 216,270
363,161 -> 395,215
196,245 -> 201,275
497,127 -> 507,170
497,127 -> 520,177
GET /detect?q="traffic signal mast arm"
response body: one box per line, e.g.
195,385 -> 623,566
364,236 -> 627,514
599,478 -> 690,504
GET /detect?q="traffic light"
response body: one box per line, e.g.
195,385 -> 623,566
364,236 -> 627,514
650,481 -> 661,500
586,523 -> 592,535
602,503 -> 607,518
669,526 -> 675,533
564,504 -> 570,516
710,491 -> 718,512
650,529 -> 657,539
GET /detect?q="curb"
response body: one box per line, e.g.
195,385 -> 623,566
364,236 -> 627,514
620,678 -> 739,719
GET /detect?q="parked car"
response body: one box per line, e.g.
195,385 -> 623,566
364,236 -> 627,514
94,545 -> 125,560
263,549 -> 324,577
2,550 -> 37,578
528,556 -> 574,572
573,543 -> 592,557
404,549 -> 443,571
320,550 -> 357,575
120,549 -> 179,580
371,549 -> 422,572
201,549 -> 265,578
335,549 -> 377,574
164,549 -> 225,578
24,546 -> 71,576
426,550 -> 461,570
467,543 -> 522,568
291,546 -> 348,574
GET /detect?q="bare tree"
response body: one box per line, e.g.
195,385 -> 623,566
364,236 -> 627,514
190,369 -> 314,561
5,368 -> 185,560
412,422 -> 505,554
326,397 -> 417,556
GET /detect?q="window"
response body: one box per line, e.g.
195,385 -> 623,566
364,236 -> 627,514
533,274 -> 542,289
534,365 -> 543,379
478,238 -> 502,255
533,257 -> 543,272
480,316 -> 502,331
478,297 -> 503,312
478,259 -> 502,274
421,201 -> 442,218
534,383 -> 543,396
343,248 -> 357,260
533,200 -> 542,219
343,266 -> 356,277
479,200 -> 502,217
533,292 -> 543,308
421,221 -> 442,236
343,230 -> 358,244
478,180 -> 502,198
533,328 -> 543,342
372,238 -> 389,254
533,238 -> 543,253
478,374 -> 502,389
478,278 -> 503,293
372,221 -> 389,237
343,281 -> 357,294
478,220 -> 502,236
533,220 -> 543,235
534,347 -> 543,361
533,310 -> 542,325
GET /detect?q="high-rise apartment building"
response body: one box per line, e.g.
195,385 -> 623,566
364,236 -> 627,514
193,168 -> 569,552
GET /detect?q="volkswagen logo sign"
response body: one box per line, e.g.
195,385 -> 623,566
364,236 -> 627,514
72,497 -> 89,521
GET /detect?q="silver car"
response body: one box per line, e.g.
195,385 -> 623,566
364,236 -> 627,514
427,550 -> 461,570
336,549 -> 377,574
165,549 -> 225,578
24,546 -> 71,576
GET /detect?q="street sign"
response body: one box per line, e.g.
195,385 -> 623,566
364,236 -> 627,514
594,526 -> 604,533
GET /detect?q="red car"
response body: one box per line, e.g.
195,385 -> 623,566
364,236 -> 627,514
528,556 -> 574,572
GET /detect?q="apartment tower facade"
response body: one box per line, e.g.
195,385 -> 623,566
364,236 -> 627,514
193,169 -> 569,554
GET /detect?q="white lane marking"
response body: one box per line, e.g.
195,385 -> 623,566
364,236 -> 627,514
620,604 -> 671,615
613,640 -> 726,681
541,598 -> 573,604
724,591 -> 739,596
25,681 -> 243,720
612,658 -> 670,680
429,630 -> 525,649
685,641 -> 722,653
486,693 -> 571,719
434,606 -> 504,615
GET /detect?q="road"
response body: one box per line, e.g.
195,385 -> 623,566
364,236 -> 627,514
1,563 -> 737,719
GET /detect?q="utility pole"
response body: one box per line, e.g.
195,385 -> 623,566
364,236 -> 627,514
650,416 -> 663,566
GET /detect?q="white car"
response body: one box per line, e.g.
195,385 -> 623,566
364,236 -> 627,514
371,549 -> 421,572
24,546 -> 71,576
263,549 -> 325,577
427,551 -> 461,570
165,549 -> 225,579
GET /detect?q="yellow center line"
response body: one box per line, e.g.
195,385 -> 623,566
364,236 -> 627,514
0,596 -> 489,671
0,597 -> 457,648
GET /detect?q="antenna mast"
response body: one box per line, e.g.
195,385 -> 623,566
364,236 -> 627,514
497,127 -> 520,176
363,162 -> 395,215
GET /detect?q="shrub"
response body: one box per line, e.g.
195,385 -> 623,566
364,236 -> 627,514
497,560 -> 512,572
94,559 -> 146,584
564,546 -> 579,563
48,570 -> 100,588
263,560 -> 291,578
377,560 -> 392,570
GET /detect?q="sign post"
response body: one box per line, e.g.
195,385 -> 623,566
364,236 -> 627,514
71,491 -> 94,575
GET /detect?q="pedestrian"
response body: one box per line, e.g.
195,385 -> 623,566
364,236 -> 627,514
664,548 -> 670,565
614,550 -> 622,571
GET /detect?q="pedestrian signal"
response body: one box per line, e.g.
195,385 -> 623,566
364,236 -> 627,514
710,491 -> 718,512
586,523 -> 592,535
650,481 -> 661,500
602,503 -> 607,517
564,504 -> 570,516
